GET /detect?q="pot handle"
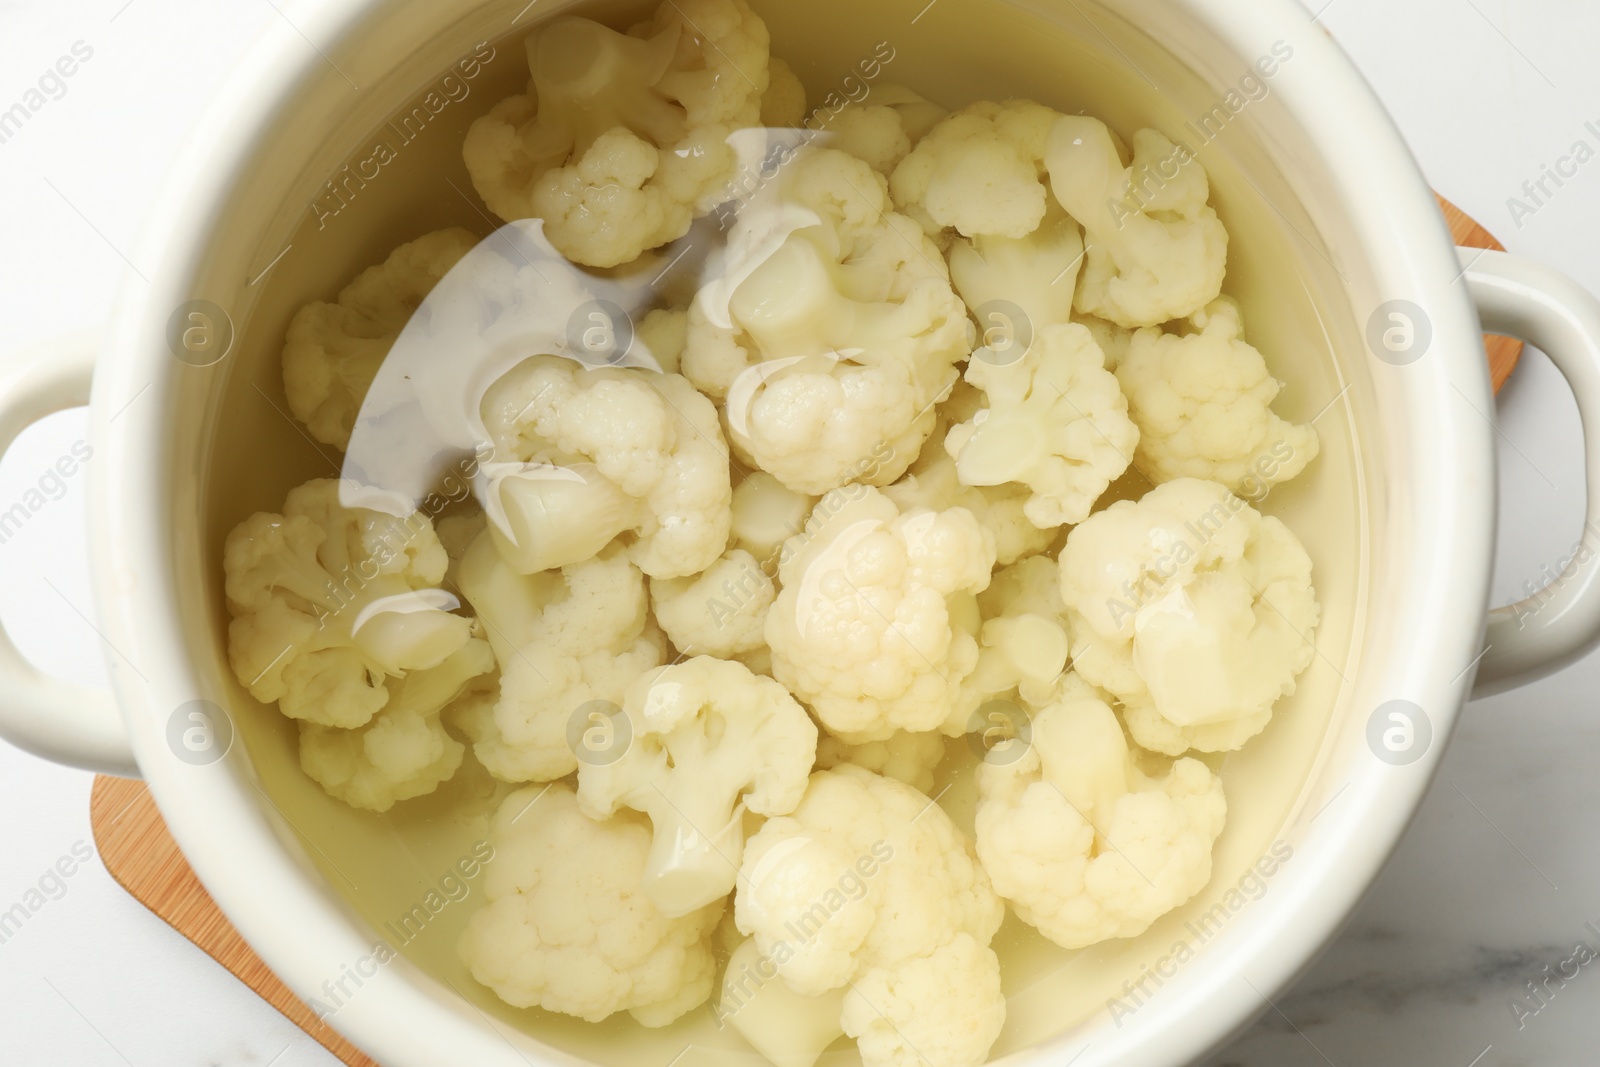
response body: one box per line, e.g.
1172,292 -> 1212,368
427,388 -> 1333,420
0,332 -> 138,776
1464,249 -> 1600,697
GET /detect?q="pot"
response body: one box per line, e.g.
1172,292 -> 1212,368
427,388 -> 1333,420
4,0 -> 1600,1064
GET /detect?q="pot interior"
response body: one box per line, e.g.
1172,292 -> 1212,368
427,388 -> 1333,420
174,0 -> 1377,1060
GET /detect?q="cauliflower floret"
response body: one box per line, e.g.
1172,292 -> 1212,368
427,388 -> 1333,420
731,471 -> 816,567
299,639 -> 492,811
1073,312 -> 1133,370
578,656 -> 818,915
762,57 -> 807,127
843,933 -> 1006,1067
684,146 -> 971,495
283,229 -> 479,450
479,355 -> 731,578
766,486 -> 996,743
650,548 -> 774,656
823,85 -> 949,176
1116,298 -> 1319,494
889,99 -> 1059,239
223,478 -> 474,729
815,730 -> 946,794
948,204 -> 1084,334
735,766 -> 1005,1067
977,552 -> 1068,622
952,555 -> 1073,731
974,676 -> 1226,947
945,322 -> 1138,528
636,307 -> 689,375
462,0 -> 771,267
717,936 -> 847,1067
452,529 -> 665,782
1045,118 -> 1227,327
1058,478 -> 1320,754
883,382 -> 1055,565
459,782 -> 722,1024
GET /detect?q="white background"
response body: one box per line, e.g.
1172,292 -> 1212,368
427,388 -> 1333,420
1,0 -> 1598,1064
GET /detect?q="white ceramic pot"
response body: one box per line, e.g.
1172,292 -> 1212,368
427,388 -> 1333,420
5,0 -> 1600,1064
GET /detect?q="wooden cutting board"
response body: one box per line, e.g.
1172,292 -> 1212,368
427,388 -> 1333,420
86,196 -> 1520,1067
1439,193 -> 1523,390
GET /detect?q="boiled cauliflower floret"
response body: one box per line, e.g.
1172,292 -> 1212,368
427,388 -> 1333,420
299,640 -> 492,811
889,99 -> 1059,239
762,57 -> 807,127
735,766 -> 1005,1067
1045,118 -> 1227,327
766,486 -> 996,743
462,0 -> 771,267
731,471 -> 816,567
948,204 -> 1083,334
944,322 -> 1138,528
822,85 -> 948,176
684,146 -> 971,495
1058,478 -> 1320,754
283,229 -> 478,450
452,529 -> 665,782
479,355 -> 731,578
650,548 -> 774,656
883,382 -> 1054,565
974,675 -> 1226,947
1116,298 -> 1319,493
815,730 -> 946,794
459,782 -> 721,1024
952,555 -> 1073,731
578,656 -> 818,916
1074,312 -> 1133,370
843,933 -> 1006,1067
223,478 -> 474,729
716,936 -> 847,1067
635,307 -> 689,375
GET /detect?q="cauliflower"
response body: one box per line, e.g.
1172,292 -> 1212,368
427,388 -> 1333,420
462,0 -> 771,267
883,382 -> 1054,565
478,355 -> 731,578
1116,298 -> 1319,494
843,933 -> 1006,1067
452,528 -> 665,782
977,551 -> 1068,622
717,936 -> 847,1067
650,548 -> 775,656
223,478 -> 474,729
889,99 -> 1059,239
1045,117 -> 1227,327
683,146 -> 971,495
953,555 -> 1072,730
459,782 -> 722,1025
947,204 -> 1083,334
762,57 -> 808,127
823,85 -> 948,176
1058,478 -> 1320,754
578,656 -> 818,916
1074,311 -> 1133,370
283,229 -> 479,450
815,730 -> 946,794
766,485 -> 996,743
734,765 -> 1005,1067
731,470 -> 816,567
944,322 -> 1138,528
299,640 -> 492,811
635,307 -> 689,375
974,675 -> 1226,948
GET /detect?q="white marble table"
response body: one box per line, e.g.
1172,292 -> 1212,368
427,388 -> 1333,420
1,1 -> 1597,1064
